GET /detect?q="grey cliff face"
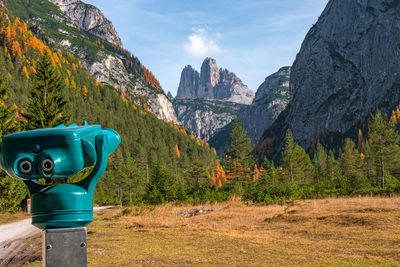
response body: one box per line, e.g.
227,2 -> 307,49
177,65 -> 200,98
257,0 -> 400,159
38,0 -> 178,123
48,0 -> 122,46
174,57 -> 254,140
173,99 -> 244,140
199,58 -> 220,98
238,67 -> 291,144
176,57 -> 255,105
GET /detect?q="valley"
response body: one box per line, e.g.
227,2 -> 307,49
1,0 -> 400,265
9,196 -> 400,266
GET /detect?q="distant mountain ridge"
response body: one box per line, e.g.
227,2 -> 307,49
177,57 -> 254,105
209,67 -> 291,156
173,58 -> 253,140
238,66 -> 291,144
256,0 -> 400,160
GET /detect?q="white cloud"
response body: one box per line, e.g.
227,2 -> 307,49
183,28 -> 221,58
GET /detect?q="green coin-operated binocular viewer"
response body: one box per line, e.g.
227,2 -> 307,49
0,122 -> 120,266
0,122 -> 120,229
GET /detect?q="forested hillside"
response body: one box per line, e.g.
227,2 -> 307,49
7,0 -> 178,122
0,8 -> 219,211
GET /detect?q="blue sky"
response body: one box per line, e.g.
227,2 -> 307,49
84,0 -> 329,96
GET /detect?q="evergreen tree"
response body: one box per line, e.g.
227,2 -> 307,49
225,119 -> 254,183
313,144 -> 328,181
0,175 -> 27,212
368,110 -> 400,188
0,77 -> 25,212
280,130 -> 314,184
0,77 -> 17,137
118,157 -> 145,203
340,139 -> 364,179
23,51 -> 69,129
326,150 -> 341,181
144,164 -> 176,204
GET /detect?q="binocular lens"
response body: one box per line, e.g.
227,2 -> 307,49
19,160 -> 32,174
41,159 -> 54,173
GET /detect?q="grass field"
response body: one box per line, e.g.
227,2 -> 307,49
0,211 -> 29,225
81,196 -> 400,266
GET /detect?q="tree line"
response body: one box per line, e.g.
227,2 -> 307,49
1,8 -> 400,211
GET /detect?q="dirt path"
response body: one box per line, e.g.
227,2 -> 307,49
0,206 -> 115,266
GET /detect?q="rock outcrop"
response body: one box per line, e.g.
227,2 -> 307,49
177,58 -> 254,105
173,98 -> 244,140
174,58 -> 253,140
238,67 -> 291,144
177,65 -> 201,98
48,0 -> 122,46
208,67 -> 291,157
26,0 -> 179,123
256,0 -> 400,160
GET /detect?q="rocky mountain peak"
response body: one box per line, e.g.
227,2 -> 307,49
254,66 -> 291,103
177,65 -> 200,99
176,57 -> 254,104
200,57 -> 220,96
48,0 -> 123,46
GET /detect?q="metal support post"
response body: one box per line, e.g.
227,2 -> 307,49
43,227 -> 87,267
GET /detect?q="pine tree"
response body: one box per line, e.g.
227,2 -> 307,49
368,110 -> 400,188
0,77 -> 17,138
313,143 -> 328,181
340,139 -> 364,176
23,51 -> 69,129
0,78 -> 25,212
280,130 -> 314,184
326,150 -> 341,181
225,119 -> 254,183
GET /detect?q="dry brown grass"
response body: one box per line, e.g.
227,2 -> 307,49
0,211 -> 29,224
86,196 -> 400,266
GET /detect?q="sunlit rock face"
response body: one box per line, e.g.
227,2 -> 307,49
48,0 -> 122,46
45,0 -> 179,123
176,58 -> 254,105
174,57 -> 253,140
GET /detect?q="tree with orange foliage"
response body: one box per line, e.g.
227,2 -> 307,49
174,144 -> 180,159
81,85 -> 88,100
21,65 -> 29,78
11,40 -> 22,58
252,164 -> 260,182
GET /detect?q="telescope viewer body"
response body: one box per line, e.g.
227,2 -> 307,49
0,122 -> 120,229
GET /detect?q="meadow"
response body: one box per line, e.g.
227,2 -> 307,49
80,196 -> 400,266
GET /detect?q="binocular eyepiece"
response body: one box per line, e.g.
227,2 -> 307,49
17,158 -> 54,176
0,122 -> 121,180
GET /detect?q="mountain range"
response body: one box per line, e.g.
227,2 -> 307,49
7,0 -> 400,166
173,58 -> 252,140
256,0 -> 400,161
